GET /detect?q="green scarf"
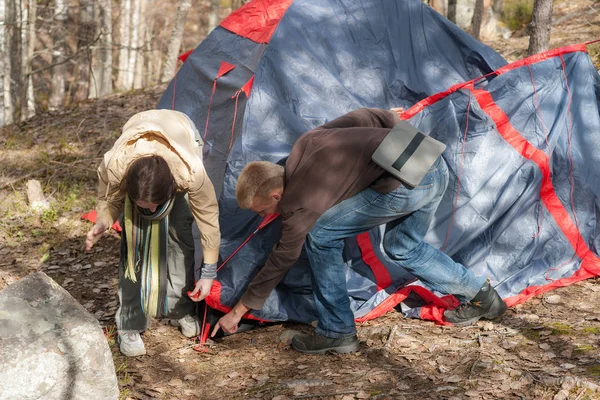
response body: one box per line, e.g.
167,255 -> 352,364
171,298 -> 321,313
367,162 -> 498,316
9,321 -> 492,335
123,195 -> 175,317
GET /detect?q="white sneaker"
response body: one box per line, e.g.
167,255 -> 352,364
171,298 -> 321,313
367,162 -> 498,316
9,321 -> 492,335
118,330 -> 146,357
172,314 -> 201,338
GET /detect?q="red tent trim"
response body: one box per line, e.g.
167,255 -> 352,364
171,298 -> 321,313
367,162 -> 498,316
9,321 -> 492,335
401,43 -> 588,122
219,0 -> 294,43
356,232 -> 392,290
80,210 -> 122,232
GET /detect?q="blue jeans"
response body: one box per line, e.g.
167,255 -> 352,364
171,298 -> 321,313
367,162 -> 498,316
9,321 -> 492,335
305,157 -> 486,338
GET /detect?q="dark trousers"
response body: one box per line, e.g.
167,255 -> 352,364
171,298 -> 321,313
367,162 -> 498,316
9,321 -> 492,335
115,192 -> 196,332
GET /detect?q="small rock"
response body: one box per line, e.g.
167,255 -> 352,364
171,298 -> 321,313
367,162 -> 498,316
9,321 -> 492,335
168,379 -> 183,387
553,389 -> 570,400
183,375 -> 197,381
445,375 -> 462,383
546,295 -> 561,304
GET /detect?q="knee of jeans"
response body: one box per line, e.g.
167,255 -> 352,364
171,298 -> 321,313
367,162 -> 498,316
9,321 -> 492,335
307,230 -> 339,251
383,240 -> 430,262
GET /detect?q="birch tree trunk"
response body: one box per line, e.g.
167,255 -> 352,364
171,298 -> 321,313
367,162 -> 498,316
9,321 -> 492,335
116,0 -> 131,90
207,0 -> 220,35
124,0 -> 140,89
48,0 -> 67,111
89,0 -> 113,98
160,0 -> 191,83
527,0 -> 553,55
133,0 -> 146,89
25,0 -> 35,118
141,0 -> 156,87
0,0 -> 10,126
20,0 -> 35,119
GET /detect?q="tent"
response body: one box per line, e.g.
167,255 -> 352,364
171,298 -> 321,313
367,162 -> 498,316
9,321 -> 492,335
155,0 -> 600,326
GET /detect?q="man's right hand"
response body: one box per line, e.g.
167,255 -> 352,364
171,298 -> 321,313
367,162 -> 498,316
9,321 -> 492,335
85,220 -> 109,251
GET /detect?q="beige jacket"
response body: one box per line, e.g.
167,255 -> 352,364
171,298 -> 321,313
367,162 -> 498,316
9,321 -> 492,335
96,109 -> 220,264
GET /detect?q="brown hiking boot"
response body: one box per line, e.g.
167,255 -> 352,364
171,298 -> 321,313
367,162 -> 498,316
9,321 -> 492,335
291,332 -> 360,354
444,280 -> 507,327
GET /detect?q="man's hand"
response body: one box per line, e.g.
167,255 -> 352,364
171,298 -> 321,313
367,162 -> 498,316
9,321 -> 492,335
85,220 -> 109,251
188,278 -> 213,302
211,302 -> 250,337
390,107 -> 405,120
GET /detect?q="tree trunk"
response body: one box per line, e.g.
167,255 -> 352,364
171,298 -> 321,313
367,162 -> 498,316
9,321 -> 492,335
207,0 -> 220,35
0,0 -> 11,126
89,0 -> 113,98
448,0 -> 457,23
142,1 -> 156,87
527,0 -> 553,55
73,0 -> 94,102
116,0 -> 131,90
492,0 -> 502,19
471,0 -> 484,39
48,0 -> 67,111
471,0 -> 495,41
133,0 -> 147,89
6,0 -> 21,121
160,0 -> 191,83
124,0 -> 140,89
24,0 -> 35,119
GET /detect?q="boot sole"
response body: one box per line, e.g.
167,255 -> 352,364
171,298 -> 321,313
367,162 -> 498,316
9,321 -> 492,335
448,306 -> 508,327
292,342 -> 360,355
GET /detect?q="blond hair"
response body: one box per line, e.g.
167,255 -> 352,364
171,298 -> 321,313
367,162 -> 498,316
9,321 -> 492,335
236,161 -> 284,209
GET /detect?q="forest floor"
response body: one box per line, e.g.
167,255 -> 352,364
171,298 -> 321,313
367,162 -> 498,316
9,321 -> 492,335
2,1 -> 600,399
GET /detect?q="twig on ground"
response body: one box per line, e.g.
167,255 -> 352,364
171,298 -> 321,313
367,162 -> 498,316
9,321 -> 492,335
1,168 -> 47,189
384,325 -> 398,351
292,390 -> 359,399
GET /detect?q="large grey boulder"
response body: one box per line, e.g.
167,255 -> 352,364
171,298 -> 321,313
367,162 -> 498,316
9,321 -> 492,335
0,272 -> 119,400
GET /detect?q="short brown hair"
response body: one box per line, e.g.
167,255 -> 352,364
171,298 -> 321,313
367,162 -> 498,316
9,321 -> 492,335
236,161 -> 284,209
125,156 -> 176,204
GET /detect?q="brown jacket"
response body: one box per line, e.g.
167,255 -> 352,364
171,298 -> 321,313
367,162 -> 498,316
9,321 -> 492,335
96,109 -> 221,264
241,108 -> 401,309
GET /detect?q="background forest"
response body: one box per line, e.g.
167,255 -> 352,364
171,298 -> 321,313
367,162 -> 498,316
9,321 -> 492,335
0,0 -> 247,126
0,0 -> 564,127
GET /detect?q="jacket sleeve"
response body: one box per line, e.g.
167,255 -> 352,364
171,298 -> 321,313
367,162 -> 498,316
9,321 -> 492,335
96,162 -> 125,227
240,208 -> 320,310
187,164 -> 221,264
320,108 -> 399,130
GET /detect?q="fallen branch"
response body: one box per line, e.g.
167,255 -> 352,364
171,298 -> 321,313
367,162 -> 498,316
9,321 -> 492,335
292,390 -> 359,399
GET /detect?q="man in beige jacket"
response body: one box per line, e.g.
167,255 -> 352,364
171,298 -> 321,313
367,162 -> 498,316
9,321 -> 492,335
85,109 -> 220,357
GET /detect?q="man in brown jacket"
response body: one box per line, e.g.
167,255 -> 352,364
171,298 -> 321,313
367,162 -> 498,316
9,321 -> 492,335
86,109 -> 221,356
212,108 -> 507,354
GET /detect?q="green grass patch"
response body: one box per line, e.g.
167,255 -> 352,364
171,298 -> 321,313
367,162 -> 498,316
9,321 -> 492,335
549,322 -> 573,335
574,344 -> 596,353
587,365 -> 600,377
501,0 -> 533,31
581,327 -> 600,336
521,327 -> 540,341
